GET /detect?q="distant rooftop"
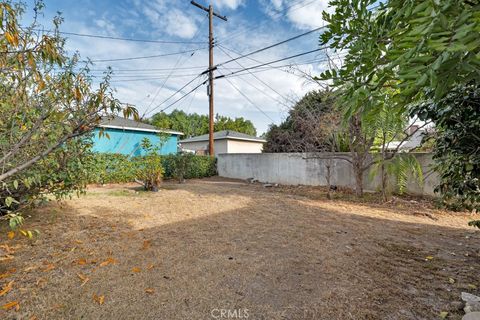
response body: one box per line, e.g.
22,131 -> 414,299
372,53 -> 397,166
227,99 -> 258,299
98,116 -> 183,135
180,130 -> 266,143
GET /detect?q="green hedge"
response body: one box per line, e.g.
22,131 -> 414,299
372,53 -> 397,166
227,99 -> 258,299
87,153 -> 216,184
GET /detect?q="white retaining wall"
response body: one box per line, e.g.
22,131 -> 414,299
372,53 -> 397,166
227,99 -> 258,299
217,152 -> 438,196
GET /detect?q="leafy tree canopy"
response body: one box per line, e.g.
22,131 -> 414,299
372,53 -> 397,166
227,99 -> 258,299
0,1 -> 136,230
149,109 -> 257,137
264,90 -> 347,153
320,0 -> 480,116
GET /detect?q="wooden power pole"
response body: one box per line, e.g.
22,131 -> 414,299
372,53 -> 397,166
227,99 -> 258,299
191,1 -> 227,156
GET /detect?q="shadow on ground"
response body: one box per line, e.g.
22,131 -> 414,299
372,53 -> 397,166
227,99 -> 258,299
0,178 -> 479,320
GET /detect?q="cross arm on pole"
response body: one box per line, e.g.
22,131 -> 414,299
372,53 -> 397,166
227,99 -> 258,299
190,1 -> 228,21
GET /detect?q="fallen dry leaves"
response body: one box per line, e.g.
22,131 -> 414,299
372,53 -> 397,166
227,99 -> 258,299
142,240 -> 151,250
145,288 -> 155,294
92,294 -> 105,305
42,264 -> 55,272
0,268 -> 16,280
0,281 -> 14,296
7,231 -> 15,240
74,258 -> 88,265
2,300 -> 19,311
99,257 -> 116,267
77,273 -> 90,286
147,264 -> 154,270
35,278 -> 47,287
131,267 -> 141,273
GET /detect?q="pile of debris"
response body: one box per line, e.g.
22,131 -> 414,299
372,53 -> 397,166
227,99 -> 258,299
462,292 -> 480,320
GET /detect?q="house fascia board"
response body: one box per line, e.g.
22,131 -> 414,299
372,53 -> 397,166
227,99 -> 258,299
180,136 -> 266,143
98,124 -> 183,135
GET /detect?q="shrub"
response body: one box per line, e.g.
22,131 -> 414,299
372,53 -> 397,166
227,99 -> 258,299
87,153 -> 216,184
133,154 -> 164,192
88,154 -> 136,184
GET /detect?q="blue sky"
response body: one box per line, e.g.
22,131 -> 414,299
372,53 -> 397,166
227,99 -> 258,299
23,0 -> 335,134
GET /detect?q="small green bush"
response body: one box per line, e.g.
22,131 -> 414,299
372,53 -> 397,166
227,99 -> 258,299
133,154 -> 164,191
88,153 -> 216,184
87,154 -> 136,184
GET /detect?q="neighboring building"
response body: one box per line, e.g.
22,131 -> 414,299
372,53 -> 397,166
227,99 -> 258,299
179,130 -> 266,156
386,125 -> 433,152
92,116 -> 183,156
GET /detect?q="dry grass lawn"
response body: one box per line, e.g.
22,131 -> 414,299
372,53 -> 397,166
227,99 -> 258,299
0,177 -> 479,319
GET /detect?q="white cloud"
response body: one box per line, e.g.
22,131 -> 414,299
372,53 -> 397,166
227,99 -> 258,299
42,0 -> 331,134
286,1 -> 332,29
213,0 -> 245,10
164,9 -> 199,38
262,0 -> 334,30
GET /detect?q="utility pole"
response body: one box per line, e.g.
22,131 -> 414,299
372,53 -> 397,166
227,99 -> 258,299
191,1 -> 227,156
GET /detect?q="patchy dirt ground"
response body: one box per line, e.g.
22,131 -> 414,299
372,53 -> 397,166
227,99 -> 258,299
0,178 -> 479,319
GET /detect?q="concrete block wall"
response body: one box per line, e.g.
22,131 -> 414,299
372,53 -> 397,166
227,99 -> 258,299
217,152 -> 439,196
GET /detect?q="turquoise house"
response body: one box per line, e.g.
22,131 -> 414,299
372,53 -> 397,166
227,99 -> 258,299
92,116 -> 183,156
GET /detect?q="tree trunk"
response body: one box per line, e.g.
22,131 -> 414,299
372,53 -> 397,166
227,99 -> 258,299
326,160 -> 332,200
381,161 -> 388,202
354,161 -> 364,197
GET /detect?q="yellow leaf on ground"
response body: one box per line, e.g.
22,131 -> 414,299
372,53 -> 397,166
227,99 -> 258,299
99,257 -> 116,267
425,256 -> 434,261
131,267 -> 141,273
43,264 -> 55,272
0,281 -> 14,296
73,240 -> 83,245
2,301 -> 19,311
36,278 -> 46,287
0,244 -> 14,254
23,266 -> 37,272
7,231 -> 15,240
439,311 -> 448,319
93,294 -> 105,305
142,240 -> 151,250
75,258 -> 87,265
147,264 -> 154,270
468,284 -> 478,289
145,288 -> 155,294
77,273 -> 89,286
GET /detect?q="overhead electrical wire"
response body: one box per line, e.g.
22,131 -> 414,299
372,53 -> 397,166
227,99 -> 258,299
214,47 -> 324,79
213,26 -> 326,69
89,47 -> 206,63
143,14 -> 209,116
32,28 -> 206,45
215,0 -> 317,45
154,79 -> 206,114
217,45 -> 293,106
218,71 -> 275,123
144,74 -> 207,116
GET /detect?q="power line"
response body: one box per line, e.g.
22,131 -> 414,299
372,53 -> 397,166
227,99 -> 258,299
219,72 -> 275,123
215,0 -> 316,45
217,45 -> 293,106
87,65 -> 208,72
215,47 -> 324,79
145,74 -> 207,116
33,28 -> 206,45
145,14 -> 208,114
156,80 -> 207,114
214,26 -> 326,68
89,48 -> 206,63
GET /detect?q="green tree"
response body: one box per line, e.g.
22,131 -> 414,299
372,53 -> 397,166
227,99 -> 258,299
415,84 -> 480,213
0,1 -> 136,229
149,109 -> 257,137
264,90 -> 342,153
320,0 -> 480,207
320,0 -> 480,116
